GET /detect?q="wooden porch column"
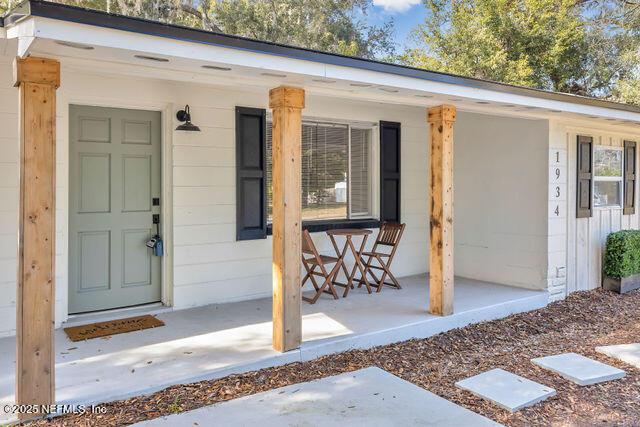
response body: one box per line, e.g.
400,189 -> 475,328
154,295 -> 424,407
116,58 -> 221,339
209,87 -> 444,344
428,105 -> 456,316
14,57 -> 59,413
270,86 -> 305,352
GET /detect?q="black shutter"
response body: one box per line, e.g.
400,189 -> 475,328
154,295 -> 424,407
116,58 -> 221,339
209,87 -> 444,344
236,107 -> 267,240
576,135 -> 593,218
624,140 -> 637,215
380,121 -> 401,222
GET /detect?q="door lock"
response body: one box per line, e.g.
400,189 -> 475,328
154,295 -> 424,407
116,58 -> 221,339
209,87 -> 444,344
147,214 -> 164,256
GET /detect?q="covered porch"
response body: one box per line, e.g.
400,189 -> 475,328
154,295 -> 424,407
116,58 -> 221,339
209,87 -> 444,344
0,2 -> 562,419
0,274 -> 547,421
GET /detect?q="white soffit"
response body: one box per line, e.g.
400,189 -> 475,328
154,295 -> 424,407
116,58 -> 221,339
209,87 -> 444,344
6,15 -> 640,125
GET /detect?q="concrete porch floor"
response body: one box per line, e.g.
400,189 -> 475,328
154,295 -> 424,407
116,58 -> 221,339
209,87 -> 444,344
0,274 -> 547,422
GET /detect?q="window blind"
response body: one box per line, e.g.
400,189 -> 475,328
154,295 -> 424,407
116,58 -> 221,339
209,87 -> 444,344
266,120 -> 371,222
304,123 -> 349,220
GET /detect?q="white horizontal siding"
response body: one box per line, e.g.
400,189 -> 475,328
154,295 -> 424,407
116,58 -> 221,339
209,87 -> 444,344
454,112 -> 549,290
167,93 -> 430,308
0,55 -> 558,335
0,59 -> 19,337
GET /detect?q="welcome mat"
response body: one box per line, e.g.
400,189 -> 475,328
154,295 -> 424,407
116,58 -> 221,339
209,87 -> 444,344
64,314 -> 165,342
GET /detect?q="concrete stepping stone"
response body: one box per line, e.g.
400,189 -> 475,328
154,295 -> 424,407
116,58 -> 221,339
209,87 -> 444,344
596,343 -> 640,369
133,367 -> 502,426
531,353 -> 625,386
455,368 -> 555,413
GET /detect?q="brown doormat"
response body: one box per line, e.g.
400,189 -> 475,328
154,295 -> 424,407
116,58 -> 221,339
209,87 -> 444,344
64,314 -> 165,342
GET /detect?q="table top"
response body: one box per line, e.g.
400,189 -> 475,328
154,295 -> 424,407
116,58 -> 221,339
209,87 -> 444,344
326,228 -> 373,236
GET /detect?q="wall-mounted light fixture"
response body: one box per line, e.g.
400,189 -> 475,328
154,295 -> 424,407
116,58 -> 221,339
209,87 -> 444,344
175,105 -> 201,132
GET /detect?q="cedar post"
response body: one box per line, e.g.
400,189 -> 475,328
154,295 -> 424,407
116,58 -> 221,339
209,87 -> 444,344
428,105 -> 456,316
269,86 -> 305,352
14,56 -> 60,416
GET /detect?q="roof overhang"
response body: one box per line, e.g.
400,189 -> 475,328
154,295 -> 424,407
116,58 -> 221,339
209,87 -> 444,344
3,0 -> 640,126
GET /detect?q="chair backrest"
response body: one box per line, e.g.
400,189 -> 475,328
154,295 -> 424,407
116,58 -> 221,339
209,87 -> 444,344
370,222 -> 405,260
375,222 -> 406,247
301,229 -> 318,255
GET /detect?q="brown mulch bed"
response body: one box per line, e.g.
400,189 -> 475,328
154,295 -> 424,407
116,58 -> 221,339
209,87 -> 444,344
28,289 -> 640,427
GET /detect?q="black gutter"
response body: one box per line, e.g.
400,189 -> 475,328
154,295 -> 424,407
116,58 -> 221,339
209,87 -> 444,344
4,0 -> 640,115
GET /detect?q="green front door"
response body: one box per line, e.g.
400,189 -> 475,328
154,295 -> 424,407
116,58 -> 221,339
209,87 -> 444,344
69,105 -> 162,314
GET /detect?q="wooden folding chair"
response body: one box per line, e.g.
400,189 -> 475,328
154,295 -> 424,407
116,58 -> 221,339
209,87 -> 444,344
301,229 -> 343,304
357,222 -> 406,292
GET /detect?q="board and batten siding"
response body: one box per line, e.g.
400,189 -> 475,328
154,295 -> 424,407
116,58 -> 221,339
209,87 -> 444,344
560,124 -> 640,294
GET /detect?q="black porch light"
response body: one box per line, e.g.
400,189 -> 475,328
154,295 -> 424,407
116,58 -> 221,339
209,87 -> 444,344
175,105 -> 201,132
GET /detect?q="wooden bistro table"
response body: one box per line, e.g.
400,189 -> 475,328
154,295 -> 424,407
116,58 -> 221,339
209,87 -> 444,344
326,228 -> 373,297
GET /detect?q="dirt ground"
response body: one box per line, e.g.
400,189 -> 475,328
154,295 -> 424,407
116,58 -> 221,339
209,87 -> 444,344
27,288 -> 640,427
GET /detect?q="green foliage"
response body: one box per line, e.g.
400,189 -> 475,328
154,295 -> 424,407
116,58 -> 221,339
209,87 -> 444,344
0,0 -> 394,60
402,0 -> 640,101
208,0 -> 394,59
403,0 -> 588,93
603,230 -> 640,278
0,0 -> 12,15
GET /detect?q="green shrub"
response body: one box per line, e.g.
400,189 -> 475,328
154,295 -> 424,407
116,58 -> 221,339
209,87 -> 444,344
603,230 -> 640,278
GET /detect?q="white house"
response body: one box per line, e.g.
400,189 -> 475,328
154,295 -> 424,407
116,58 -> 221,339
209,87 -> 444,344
1,0 -> 640,417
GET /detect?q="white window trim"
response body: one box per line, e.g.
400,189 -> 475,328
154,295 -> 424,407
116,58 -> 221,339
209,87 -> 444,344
593,145 -> 624,210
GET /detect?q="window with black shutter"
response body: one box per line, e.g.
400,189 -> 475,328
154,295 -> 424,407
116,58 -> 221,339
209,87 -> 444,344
624,140 -> 637,215
576,135 -> 593,218
380,121 -> 401,222
235,107 -> 267,240
265,120 -> 375,223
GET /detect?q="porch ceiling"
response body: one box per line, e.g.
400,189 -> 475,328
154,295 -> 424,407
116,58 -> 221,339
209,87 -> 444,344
3,13 -> 640,129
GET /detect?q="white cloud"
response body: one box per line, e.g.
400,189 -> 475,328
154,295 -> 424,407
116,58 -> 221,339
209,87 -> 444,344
373,0 -> 421,13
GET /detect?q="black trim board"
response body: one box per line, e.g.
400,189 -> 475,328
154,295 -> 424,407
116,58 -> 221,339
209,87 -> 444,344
267,219 -> 381,235
4,0 -> 640,114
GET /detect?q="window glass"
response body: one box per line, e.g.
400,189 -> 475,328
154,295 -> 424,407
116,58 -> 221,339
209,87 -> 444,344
594,181 -> 622,207
302,123 -> 348,221
593,147 -> 623,208
594,148 -> 623,177
266,121 -> 372,222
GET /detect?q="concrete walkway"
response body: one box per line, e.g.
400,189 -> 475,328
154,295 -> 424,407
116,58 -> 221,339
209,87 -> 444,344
597,343 -> 640,368
0,275 -> 547,423
133,368 -> 502,427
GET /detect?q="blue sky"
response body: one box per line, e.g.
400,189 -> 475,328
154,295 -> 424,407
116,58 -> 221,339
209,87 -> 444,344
368,0 -> 427,49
